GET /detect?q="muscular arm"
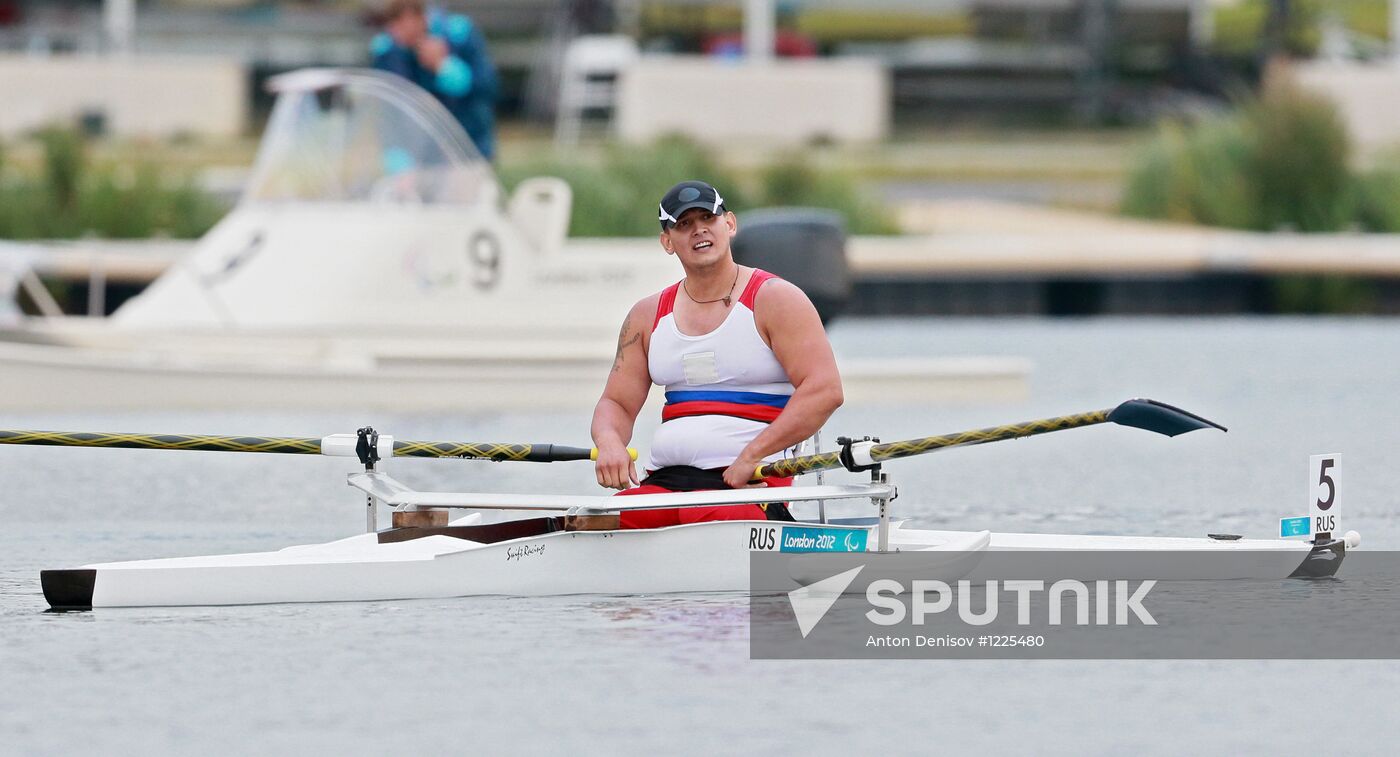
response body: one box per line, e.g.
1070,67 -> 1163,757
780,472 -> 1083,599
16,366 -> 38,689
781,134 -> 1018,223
590,297 -> 656,489
723,280 -> 844,487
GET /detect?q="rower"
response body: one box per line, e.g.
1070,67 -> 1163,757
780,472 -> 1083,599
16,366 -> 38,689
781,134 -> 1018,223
590,180 -> 844,527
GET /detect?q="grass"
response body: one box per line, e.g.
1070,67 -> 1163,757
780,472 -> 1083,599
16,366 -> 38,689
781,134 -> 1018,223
1353,168 -> 1400,232
1120,77 -> 1396,313
1120,78 -> 1393,233
1121,119 -> 1258,227
1272,275 -> 1378,314
497,135 -> 900,236
796,10 -> 971,42
1211,0 -> 1392,58
8,125 -> 1136,241
1339,0 -> 1394,39
1247,85 -> 1354,232
637,4 -> 970,42
0,128 -> 227,240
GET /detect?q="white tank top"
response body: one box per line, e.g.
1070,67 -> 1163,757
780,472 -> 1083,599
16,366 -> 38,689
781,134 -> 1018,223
647,270 -> 795,470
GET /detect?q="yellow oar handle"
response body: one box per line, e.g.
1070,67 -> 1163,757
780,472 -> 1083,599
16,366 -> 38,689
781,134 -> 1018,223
588,448 -> 639,462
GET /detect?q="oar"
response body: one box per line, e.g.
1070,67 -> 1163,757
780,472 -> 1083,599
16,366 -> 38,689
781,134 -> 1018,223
755,398 -> 1225,479
0,429 -> 635,464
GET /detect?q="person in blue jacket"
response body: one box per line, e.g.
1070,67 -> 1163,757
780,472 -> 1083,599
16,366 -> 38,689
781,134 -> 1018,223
371,0 -> 499,161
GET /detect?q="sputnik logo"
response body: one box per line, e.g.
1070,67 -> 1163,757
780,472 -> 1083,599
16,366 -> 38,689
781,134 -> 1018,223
787,565 -> 865,638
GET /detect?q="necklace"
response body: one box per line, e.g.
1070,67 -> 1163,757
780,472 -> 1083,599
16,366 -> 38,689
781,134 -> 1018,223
681,266 -> 741,307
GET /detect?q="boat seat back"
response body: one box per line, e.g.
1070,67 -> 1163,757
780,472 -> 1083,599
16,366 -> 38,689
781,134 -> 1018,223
508,177 -> 572,254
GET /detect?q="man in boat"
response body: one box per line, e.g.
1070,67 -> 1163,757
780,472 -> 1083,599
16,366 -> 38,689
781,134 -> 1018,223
371,0 -> 499,160
591,181 -> 844,527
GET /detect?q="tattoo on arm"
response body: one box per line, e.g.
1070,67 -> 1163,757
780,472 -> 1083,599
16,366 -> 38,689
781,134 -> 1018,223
612,322 -> 641,373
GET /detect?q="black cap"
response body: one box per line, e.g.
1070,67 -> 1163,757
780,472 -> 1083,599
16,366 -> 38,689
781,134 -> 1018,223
658,180 -> 726,229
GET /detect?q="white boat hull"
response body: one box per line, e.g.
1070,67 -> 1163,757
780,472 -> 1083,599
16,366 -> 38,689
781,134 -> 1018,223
896,528 -> 1345,581
46,520 -> 992,609
41,517 -> 1344,610
0,335 -> 1029,412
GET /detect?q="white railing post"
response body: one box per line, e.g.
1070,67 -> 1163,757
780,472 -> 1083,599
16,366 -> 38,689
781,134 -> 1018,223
103,0 -> 136,56
88,255 -> 106,316
814,431 -> 826,524
20,269 -> 65,317
1393,0 -> 1400,62
875,471 -> 891,552
744,0 -> 774,62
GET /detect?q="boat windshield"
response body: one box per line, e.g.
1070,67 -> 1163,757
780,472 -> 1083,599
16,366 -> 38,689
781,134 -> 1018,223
243,69 -> 495,206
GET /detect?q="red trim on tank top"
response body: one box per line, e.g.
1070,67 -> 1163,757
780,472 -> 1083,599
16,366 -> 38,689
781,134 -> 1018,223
738,269 -> 777,310
653,283 -> 680,331
661,400 -> 783,424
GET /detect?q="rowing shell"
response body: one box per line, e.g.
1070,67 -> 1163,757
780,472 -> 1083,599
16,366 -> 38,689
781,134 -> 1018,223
41,526 -> 988,611
40,482 -> 1349,610
40,484 -> 983,609
23,399 -> 1356,610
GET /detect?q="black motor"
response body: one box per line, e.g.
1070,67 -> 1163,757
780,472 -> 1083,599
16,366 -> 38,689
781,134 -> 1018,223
731,208 -> 850,324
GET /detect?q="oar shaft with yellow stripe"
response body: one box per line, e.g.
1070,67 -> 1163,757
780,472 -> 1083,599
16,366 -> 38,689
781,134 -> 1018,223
756,409 -> 1109,479
754,399 -> 1224,480
0,430 -> 323,455
0,430 -> 634,463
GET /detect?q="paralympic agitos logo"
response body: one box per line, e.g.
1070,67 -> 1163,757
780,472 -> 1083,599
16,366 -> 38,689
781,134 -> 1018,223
787,567 -> 1158,639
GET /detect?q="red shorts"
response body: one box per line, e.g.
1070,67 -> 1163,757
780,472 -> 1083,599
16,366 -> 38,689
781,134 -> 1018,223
616,476 -> 793,529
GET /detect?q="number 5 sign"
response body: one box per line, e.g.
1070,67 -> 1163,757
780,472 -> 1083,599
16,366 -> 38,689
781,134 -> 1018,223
1309,454 -> 1340,537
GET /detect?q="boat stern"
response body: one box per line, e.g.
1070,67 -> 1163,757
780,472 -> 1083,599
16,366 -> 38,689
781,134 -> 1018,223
41,569 -> 96,611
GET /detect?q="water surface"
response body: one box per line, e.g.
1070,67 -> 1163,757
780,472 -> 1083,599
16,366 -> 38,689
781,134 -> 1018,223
3,317 -> 1397,754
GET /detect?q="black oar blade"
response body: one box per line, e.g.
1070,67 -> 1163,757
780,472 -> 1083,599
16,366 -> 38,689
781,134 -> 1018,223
1107,399 -> 1227,437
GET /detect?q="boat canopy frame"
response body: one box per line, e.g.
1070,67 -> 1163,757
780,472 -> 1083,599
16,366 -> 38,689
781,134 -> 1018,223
243,68 -> 497,207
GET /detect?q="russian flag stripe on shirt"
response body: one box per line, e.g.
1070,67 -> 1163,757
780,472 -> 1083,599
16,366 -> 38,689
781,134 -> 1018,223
665,391 -> 790,407
662,390 -> 790,423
